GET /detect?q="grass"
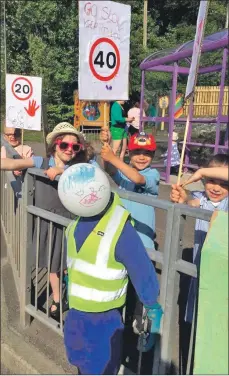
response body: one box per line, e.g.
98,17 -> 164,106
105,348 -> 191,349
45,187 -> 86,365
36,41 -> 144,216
23,130 -> 44,143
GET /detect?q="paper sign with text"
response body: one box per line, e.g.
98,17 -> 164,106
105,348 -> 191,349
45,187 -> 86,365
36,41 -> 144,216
185,1 -> 209,99
79,1 -> 131,101
6,74 -> 42,131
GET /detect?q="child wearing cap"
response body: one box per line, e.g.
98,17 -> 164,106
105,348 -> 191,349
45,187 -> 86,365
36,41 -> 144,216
100,131 -> 160,338
100,130 -> 159,253
161,132 -> 180,175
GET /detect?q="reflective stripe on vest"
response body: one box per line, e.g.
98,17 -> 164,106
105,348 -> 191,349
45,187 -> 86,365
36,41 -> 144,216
66,199 -> 130,312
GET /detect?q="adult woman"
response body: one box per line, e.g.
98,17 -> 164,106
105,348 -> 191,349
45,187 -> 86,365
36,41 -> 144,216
1,122 -> 91,320
1,124 -> 34,177
110,101 -> 134,160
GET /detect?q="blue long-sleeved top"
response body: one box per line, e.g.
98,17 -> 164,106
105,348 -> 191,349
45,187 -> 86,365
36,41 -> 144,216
66,214 -> 159,307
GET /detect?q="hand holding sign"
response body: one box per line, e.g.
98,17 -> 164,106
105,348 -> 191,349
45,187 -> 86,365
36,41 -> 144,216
24,99 -> 40,117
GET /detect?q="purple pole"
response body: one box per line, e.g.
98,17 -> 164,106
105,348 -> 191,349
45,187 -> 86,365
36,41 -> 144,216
166,63 -> 178,183
139,70 -> 145,133
184,95 -> 194,171
215,48 -> 228,154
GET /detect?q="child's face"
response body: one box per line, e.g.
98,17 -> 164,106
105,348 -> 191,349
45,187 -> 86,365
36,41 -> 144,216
205,178 -> 228,203
130,150 -> 153,171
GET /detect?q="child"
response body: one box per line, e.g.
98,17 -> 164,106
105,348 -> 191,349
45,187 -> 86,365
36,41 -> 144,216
0,122 -> 94,320
58,163 -> 162,375
162,132 -> 180,175
170,153 -> 229,323
182,165 -> 229,187
100,130 -> 160,252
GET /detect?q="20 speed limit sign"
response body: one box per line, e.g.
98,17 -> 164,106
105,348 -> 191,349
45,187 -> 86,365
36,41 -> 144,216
11,76 -> 33,101
89,38 -> 120,82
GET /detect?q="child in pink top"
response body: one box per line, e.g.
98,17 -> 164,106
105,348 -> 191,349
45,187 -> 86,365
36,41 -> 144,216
127,100 -> 146,136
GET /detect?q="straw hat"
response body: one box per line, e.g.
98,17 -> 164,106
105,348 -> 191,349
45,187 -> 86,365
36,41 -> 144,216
46,122 -> 85,146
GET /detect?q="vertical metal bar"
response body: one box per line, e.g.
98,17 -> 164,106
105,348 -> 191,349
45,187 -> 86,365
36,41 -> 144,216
143,0 -> 148,48
6,176 -> 10,236
12,192 -> 16,258
9,188 -> 13,248
18,201 -> 22,278
3,0 -> 7,75
159,206 -> 181,374
20,172 -> 34,328
139,70 -> 145,133
186,301 -> 196,375
46,222 -> 53,317
59,229 -> 65,332
122,305 -> 126,323
215,48 -> 228,153
35,217 -> 40,311
166,64 -> 178,183
152,205 -> 175,374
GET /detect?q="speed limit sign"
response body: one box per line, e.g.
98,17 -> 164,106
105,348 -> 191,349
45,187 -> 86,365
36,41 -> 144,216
89,38 -> 120,82
11,76 -> 33,101
6,74 -> 42,131
79,1 -> 131,100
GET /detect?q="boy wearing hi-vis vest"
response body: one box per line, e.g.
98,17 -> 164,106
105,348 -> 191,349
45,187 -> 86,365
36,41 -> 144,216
57,163 -> 163,375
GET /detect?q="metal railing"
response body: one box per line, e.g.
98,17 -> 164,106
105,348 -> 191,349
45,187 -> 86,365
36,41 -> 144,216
0,150 -> 212,375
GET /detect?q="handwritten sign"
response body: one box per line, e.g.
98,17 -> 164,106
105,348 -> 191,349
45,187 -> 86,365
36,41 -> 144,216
185,1 -> 209,99
79,1 -> 131,101
6,74 -> 42,131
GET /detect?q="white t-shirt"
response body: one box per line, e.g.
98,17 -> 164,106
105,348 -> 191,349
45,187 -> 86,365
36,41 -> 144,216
128,107 -> 146,130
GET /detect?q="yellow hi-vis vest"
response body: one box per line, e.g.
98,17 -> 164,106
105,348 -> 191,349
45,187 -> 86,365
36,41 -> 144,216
66,194 -> 131,312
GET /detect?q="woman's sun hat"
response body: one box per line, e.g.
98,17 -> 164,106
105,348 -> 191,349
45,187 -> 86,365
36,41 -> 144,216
46,122 -> 85,146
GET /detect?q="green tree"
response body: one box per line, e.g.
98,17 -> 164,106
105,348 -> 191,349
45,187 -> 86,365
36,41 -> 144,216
3,0 -> 228,128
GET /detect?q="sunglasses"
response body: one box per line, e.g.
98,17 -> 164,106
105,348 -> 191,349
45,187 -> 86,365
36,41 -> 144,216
55,140 -> 83,153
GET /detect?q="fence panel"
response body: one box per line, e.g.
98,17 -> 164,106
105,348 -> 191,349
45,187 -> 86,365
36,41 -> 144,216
1,164 -> 214,374
183,86 -> 228,117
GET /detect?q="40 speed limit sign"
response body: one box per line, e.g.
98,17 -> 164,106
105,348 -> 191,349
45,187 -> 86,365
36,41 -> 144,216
89,38 -> 120,82
79,1 -> 131,101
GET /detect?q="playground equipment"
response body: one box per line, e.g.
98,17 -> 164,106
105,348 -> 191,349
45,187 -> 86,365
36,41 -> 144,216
73,90 -> 110,129
139,29 -> 228,183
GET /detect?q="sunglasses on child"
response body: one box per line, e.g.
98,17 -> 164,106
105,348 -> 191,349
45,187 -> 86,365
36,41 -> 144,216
55,140 -> 83,153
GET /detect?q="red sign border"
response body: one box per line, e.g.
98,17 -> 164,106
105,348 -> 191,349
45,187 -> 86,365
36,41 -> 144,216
89,37 -> 120,82
11,76 -> 33,101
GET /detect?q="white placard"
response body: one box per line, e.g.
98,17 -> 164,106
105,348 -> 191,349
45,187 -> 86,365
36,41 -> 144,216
185,1 -> 209,99
6,74 -> 42,131
79,1 -> 131,101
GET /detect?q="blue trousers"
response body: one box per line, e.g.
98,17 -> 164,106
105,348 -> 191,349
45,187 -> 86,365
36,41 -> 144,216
64,308 -> 124,375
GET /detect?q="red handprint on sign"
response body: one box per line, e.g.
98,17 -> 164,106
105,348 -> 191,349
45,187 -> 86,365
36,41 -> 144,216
24,99 -> 40,117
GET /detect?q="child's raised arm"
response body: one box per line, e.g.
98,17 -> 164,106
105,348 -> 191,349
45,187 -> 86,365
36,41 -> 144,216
0,157 -> 34,171
100,144 -> 145,185
182,167 -> 229,187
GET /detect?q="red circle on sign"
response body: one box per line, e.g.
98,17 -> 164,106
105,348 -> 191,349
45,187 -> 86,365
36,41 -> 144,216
89,38 -> 120,82
11,77 -> 33,101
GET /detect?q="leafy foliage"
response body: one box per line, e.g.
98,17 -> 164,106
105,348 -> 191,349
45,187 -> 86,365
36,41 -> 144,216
2,0 -> 228,128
